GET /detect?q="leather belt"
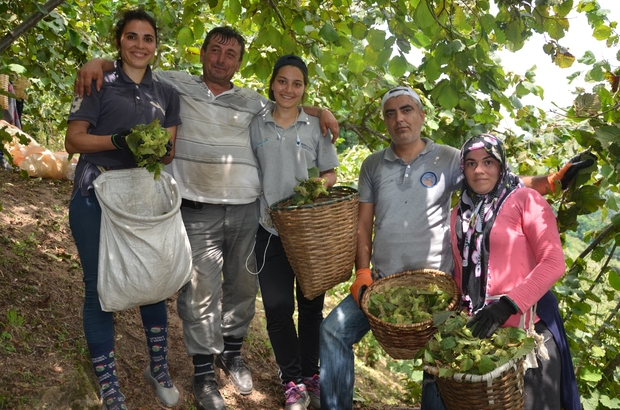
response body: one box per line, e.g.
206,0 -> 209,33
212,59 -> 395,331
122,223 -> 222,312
181,199 -> 204,209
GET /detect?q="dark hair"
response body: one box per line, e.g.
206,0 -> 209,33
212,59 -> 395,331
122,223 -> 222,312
115,9 -> 158,49
268,55 -> 309,102
201,27 -> 246,61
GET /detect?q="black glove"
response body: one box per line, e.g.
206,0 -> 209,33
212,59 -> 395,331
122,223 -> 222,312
111,129 -> 132,151
467,296 -> 518,338
163,139 -> 172,157
556,152 -> 597,190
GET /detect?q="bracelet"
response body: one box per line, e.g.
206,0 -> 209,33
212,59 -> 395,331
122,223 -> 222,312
318,107 -> 327,117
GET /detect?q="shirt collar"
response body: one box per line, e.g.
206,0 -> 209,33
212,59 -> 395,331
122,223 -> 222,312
385,137 -> 435,163
262,107 -> 311,125
114,59 -> 153,85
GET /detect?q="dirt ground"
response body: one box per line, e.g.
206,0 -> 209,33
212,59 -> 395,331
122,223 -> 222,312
0,169 -> 416,410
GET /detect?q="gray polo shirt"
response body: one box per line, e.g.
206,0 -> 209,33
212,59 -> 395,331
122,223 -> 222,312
157,70 -> 270,205
358,138 -> 461,277
250,108 -> 340,235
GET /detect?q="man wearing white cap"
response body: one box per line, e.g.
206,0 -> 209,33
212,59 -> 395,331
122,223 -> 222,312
319,85 -> 461,410
319,85 -> 592,409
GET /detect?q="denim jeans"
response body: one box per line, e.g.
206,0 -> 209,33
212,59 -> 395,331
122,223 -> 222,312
421,371 -> 447,410
319,294 -> 369,410
69,189 -> 167,346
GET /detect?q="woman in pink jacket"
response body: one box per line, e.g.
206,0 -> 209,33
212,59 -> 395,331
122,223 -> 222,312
450,134 -> 566,409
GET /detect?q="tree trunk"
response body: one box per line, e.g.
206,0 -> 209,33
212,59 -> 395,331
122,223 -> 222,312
0,0 -> 66,55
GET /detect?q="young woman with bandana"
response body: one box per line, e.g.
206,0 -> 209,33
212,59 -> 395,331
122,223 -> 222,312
449,134 -> 580,410
250,55 -> 339,410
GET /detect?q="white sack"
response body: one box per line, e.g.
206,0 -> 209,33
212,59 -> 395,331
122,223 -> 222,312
93,168 -> 192,312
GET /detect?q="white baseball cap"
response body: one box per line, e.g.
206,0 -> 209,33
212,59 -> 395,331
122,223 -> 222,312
381,86 -> 422,111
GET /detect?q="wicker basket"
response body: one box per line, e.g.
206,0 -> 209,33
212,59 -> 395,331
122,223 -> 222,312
269,186 -> 359,300
0,74 -> 8,110
360,269 -> 459,360
424,356 -> 527,410
13,76 -> 30,100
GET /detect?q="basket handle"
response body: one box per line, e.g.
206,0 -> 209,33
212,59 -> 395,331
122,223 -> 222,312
489,295 -> 547,370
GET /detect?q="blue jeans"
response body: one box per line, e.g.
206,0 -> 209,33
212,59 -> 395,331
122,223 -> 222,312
69,189 -> 167,346
421,371 -> 447,410
320,294 -> 370,410
319,294 -> 447,410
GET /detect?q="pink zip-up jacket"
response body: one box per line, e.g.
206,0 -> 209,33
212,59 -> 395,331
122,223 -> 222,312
450,188 -> 566,328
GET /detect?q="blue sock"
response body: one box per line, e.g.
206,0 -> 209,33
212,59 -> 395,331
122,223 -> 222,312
142,319 -> 173,388
88,340 -> 126,409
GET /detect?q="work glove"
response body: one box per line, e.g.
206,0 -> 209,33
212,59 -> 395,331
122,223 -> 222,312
467,296 -> 518,339
163,139 -> 173,158
350,268 -> 373,307
547,151 -> 597,192
111,129 -> 132,151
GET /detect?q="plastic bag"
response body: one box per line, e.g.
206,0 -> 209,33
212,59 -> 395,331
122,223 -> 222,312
19,150 -> 77,180
93,168 -> 193,312
1,121 -> 77,180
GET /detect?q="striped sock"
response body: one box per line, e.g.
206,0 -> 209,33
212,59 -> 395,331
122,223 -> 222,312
193,354 -> 215,383
221,336 -> 243,361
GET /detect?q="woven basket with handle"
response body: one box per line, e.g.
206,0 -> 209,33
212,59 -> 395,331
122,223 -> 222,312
424,356 -> 527,410
361,269 -> 459,360
269,186 -> 359,300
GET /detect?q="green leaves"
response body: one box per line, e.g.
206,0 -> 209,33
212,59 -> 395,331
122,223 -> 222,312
609,269 -> 620,291
439,336 -> 457,350
347,53 -> 365,74
543,17 -> 569,40
289,167 -> 328,206
367,284 -> 452,325
431,80 -> 459,110
366,28 -> 385,50
7,63 -> 27,75
579,366 -> 602,382
593,126 -> 620,148
127,120 -> 171,177
388,55 -> 408,78
593,24 -> 612,41
553,48 -> 576,68
477,355 -> 495,374
572,185 -> 605,214
420,312 -> 535,377
177,26 -> 194,47
68,29 -> 82,47
319,23 -> 339,43
351,22 -> 367,40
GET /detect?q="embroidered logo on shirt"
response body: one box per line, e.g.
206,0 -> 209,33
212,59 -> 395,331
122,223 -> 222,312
256,137 -> 269,148
150,101 -> 166,116
420,172 -> 438,187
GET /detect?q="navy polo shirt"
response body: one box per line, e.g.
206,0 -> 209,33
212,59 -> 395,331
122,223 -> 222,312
68,61 -> 181,196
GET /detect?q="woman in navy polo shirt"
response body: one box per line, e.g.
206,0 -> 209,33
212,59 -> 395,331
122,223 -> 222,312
65,9 -> 181,409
